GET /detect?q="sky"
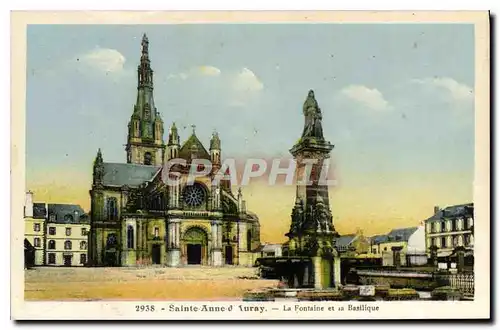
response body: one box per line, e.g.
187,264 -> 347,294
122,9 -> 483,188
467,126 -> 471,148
26,24 -> 475,243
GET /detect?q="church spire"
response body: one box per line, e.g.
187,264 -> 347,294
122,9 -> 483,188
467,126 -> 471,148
126,34 -> 165,166
141,33 -> 149,57
138,33 -> 153,88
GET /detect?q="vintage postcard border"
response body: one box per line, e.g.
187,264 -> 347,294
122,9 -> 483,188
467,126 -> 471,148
11,10 -> 490,320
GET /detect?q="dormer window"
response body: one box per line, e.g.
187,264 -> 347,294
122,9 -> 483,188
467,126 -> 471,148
64,214 -> 74,223
144,152 -> 152,165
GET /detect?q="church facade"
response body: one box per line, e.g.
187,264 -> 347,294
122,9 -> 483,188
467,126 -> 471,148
88,34 -> 261,267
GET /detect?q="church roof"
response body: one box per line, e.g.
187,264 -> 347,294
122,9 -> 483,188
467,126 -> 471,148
178,132 -> 210,161
102,162 -> 161,187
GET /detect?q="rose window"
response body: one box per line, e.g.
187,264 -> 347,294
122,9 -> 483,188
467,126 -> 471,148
183,184 -> 205,207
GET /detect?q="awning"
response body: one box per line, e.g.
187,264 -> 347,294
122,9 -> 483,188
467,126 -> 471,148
437,251 -> 452,257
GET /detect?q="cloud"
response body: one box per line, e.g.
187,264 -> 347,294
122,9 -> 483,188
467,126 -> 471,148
411,77 -> 474,103
231,68 -> 264,92
167,65 -> 221,80
197,65 -> 221,76
166,66 -> 264,107
77,47 -> 127,74
167,66 -> 263,93
340,85 -> 391,111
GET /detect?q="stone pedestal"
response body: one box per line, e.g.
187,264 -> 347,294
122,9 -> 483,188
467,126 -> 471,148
333,256 -> 341,287
211,249 -> 223,266
312,257 -> 323,289
167,248 -> 181,267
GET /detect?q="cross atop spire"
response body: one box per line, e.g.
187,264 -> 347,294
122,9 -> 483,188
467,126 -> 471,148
141,33 -> 149,56
191,124 -> 196,134
137,33 -> 153,88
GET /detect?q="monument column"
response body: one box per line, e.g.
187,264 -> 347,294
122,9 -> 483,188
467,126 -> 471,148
284,90 -> 340,289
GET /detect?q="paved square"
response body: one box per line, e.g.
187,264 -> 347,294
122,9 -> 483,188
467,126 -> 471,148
24,267 -> 279,301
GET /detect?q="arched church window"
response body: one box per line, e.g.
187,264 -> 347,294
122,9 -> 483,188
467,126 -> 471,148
107,197 -> 118,220
127,225 -> 134,249
247,229 -> 252,251
144,152 -> 153,165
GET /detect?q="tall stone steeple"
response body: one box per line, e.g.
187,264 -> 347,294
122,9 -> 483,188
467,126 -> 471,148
126,34 -> 165,166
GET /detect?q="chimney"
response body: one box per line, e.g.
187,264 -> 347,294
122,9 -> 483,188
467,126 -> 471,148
434,206 -> 440,215
24,191 -> 34,218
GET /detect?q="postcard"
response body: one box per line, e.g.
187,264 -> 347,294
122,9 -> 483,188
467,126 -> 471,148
11,11 -> 490,320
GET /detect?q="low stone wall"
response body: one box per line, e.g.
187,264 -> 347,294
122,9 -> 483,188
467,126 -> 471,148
356,269 -> 440,291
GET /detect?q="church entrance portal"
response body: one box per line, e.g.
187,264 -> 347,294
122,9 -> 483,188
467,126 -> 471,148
187,244 -> 202,264
225,245 -> 233,265
104,252 -> 117,266
152,244 -> 162,264
182,227 -> 208,266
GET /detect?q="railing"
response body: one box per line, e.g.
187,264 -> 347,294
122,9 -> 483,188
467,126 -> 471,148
440,273 -> 474,298
356,269 -> 434,279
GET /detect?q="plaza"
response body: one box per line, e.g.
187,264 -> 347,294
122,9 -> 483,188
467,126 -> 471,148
24,266 -> 278,301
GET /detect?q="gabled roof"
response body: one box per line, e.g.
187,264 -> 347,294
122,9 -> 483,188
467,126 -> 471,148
334,235 -> 356,247
370,234 -> 388,244
178,133 -> 210,161
370,227 -> 418,244
102,162 -> 160,187
47,204 -> 89,224
386,227 -> 418,242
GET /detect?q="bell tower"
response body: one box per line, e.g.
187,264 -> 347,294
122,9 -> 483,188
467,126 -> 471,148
125,34 -> 165,166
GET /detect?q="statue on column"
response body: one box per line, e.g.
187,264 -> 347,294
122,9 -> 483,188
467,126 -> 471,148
302,90 -> 325,140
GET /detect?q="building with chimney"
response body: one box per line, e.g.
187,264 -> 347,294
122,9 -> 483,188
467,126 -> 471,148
424,203 -> 474,259
88,34 -> 261,267
24,191 -> 90,266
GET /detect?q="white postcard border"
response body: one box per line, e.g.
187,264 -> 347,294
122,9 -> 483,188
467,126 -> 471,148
10,10 -> 490,320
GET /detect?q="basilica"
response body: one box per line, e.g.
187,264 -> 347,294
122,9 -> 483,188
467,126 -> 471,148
88,34 -> 261,267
